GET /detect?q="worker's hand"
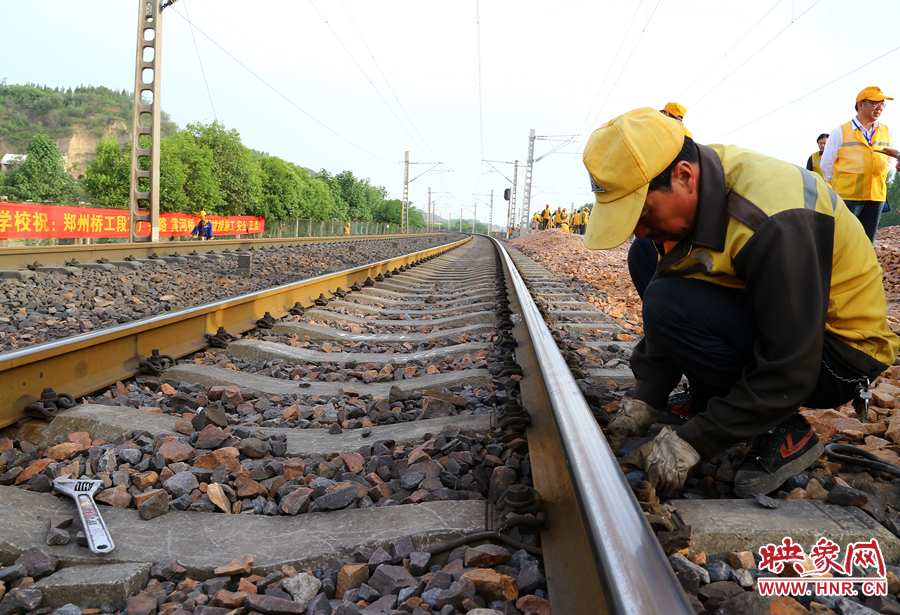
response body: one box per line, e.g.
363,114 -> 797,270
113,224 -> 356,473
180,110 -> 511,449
619,427 -> 701,493
603,398 -> 657,455
875,147 -> 900,159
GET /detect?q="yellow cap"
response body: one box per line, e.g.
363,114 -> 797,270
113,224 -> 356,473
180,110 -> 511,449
199,211 -> 207,217
662,102 -> 687,120
582,107 -> 684,250
857,86 -> 893,102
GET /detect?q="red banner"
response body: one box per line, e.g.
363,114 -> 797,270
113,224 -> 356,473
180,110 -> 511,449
0,203 -> 264,240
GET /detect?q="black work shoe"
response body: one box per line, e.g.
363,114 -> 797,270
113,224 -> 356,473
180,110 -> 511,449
733,414 -> 824,497
657,391 -> 697,426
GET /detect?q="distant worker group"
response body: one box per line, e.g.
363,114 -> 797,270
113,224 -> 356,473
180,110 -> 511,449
532,203 -> 589,235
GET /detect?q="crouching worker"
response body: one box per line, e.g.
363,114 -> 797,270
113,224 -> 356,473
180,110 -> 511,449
583,108 -> 898,496
191,211 -> 213,240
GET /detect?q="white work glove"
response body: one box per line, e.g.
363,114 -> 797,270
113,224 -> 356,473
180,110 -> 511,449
619,427 -> 701,493
604,398 -> 657,455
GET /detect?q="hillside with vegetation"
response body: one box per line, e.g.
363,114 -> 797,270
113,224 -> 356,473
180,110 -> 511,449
0,82 -> 177,151
0,82 -> 425,227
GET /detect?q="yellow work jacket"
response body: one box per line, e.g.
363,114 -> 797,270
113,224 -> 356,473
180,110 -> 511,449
633,143 -> 898,458
809,151 -> 823,177
571,212 -> 582,226
554,210 -> 564,224
830,121 -> 891,201
541,208 -> 550,220
581,209 -> 589,224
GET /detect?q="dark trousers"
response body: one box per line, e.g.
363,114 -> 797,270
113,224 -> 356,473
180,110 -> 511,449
844,200 -> 883,244
627,238 -> 860,413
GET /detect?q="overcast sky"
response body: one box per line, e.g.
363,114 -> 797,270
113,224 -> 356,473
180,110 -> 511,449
5,0 -> 900,227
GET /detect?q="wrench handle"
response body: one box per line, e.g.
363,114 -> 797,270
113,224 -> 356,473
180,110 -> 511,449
75,494 -> 115,554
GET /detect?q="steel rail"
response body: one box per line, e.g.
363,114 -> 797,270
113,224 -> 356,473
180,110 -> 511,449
0,233 -> 437,271
493,237 -> 693,615
0,237 -> 469,429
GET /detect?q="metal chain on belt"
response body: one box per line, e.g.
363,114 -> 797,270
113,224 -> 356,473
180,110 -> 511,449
820,357 -> 868,385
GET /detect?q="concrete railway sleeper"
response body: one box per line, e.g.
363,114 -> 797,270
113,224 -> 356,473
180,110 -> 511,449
0,237 -> 586,615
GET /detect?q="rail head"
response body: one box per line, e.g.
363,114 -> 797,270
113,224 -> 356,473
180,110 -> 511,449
493,238 -> 693,615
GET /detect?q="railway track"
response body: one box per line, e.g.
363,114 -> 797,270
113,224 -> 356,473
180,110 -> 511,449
0,234 -> 687,615
0,235 -> 434,273
3,233 -> 898,614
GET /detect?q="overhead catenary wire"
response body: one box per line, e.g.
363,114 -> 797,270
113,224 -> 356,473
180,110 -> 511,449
588,0 -> 664,131
570,0 -> 647,145
546,0 -> 660,198
475,0 -> 485,169
181,0 -> 217,122
338,0 -> 440,162
308,0 -> 432,161
688,0 -> 822,109
167,7 -> 394,163
711,43 -> 900,141
678,0 -> 783,100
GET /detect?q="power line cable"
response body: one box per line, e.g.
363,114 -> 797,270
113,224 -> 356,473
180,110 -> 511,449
337,0 -> 439,161
689,0 -> 822,108
181,0 -> 217,121
166,7 -> 394,163
589,0 -> 664,130
547,1 -> 660,195
308,1 -> 430,160
678,0 -> 782,100
710,43 -> 900,141
570,1 -> 646,144
475,0 -> 485,167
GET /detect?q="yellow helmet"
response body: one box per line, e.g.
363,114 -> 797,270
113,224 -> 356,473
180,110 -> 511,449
199,210 -> 207,217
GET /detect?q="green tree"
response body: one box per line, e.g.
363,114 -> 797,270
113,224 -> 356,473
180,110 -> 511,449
258,155 -> 303,219
372,199 -> 424,227
408,206 -> 425,228
10,133 -> 74,202
372,198 -> 403,224
335,170 -> 371,221
83,137 -> 129,207
161,130 -> 221,213
187,121 -> 262,216
299,170 -> 336,220
316,169 -> 349,220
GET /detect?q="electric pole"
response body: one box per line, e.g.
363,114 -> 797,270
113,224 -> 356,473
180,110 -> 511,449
128,0 -> 172,242
427,187 -> 432,233
401,151 -> 409,233
489,189 -> 493,237
520,129 -> 535,234
400,153 -> 443,233
508,161 -> 519,235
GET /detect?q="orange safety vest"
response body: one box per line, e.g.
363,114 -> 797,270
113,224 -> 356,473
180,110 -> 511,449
831,121 -> 891,201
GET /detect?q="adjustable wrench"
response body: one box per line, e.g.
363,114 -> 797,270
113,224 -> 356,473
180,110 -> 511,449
53,478 -> 115,554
